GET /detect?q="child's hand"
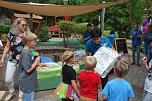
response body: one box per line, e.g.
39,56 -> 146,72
35,57 -> 40,65
38,63 -> 46,67
142,57 -> 147,65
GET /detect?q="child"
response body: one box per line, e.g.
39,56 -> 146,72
102,60 -> 134,101
108,28 -> 117,44
55,51 -> 79,101
17,32 -> 40,101
142,56 -> 152,101
78,56 -> 101,101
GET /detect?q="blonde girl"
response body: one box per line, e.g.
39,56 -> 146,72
56,51 -> 79,101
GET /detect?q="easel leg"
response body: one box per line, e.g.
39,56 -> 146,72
127,53 -> 130,65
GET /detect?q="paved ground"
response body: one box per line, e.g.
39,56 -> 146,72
0,48 -> 147,101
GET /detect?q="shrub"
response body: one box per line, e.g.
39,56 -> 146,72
103,30 -> 118,38
0,25 -> 11,34
38,24 -> 50,42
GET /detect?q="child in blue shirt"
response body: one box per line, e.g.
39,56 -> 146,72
102,60 -> 134,101
108,28 -> 117,44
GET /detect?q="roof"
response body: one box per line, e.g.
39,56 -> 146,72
14,13 -> 43,19
0,0 -> 129,16
48,25 -> 61,32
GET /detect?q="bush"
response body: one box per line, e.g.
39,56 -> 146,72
103,30 -> 118,38
57,21 -> 88,45
0,25 -> 11,34
1,34 -> 7,41
38,25 -> 50,42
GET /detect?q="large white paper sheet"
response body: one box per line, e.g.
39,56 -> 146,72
94,46 -> 119,78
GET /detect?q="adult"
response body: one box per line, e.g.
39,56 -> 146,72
130,23 -> 142,66
147,24 -> 152,63
0,18 -> 30,101
83,23 -> 92,46
143,24 -> 152,58
85,29 -> 113,89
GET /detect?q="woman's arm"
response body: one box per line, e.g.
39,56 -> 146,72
0,40 -> 10,66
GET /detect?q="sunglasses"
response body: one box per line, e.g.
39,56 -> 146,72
21,24 -> 27,27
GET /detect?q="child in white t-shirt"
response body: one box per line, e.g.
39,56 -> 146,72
142,57 -> 152,101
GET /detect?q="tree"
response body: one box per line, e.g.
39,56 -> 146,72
130,0 -> 146,24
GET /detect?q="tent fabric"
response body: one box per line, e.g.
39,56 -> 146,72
0,0 -> 129,16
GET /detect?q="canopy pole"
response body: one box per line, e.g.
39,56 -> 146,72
29,13 -> 33,32
101,1 -> 105,36
29,0 -> 33,32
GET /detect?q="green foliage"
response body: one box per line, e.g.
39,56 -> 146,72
58,20 -> 75,31
72,0 -> 131,37
73,22 -> 87,44
38,23 -> 50,42
103,30 -> 118,38
131,0 -> 146,23
74,22 -> 87,35
57,20 -> 87,45
58,20 -> 87,37
104,2 -> 130,34
0,25 -> 11,34
57,20 -> 75,47
1,34 -> 7,41
73,11 -> 99,26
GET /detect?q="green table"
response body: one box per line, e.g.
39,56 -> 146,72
37,65 -> 80,91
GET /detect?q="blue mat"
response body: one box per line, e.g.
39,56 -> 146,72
40,56 -> 53,63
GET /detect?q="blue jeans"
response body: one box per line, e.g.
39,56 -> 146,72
23,91 -> 34,101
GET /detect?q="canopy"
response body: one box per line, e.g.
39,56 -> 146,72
0,0 -> 129,16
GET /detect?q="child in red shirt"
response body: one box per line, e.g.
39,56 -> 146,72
78,56 -> 101,101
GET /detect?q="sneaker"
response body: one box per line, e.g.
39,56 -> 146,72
5,92 -> 16,101
137,63 -> 141,67
130,62 -> 135,65
18,97 -> 23,101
